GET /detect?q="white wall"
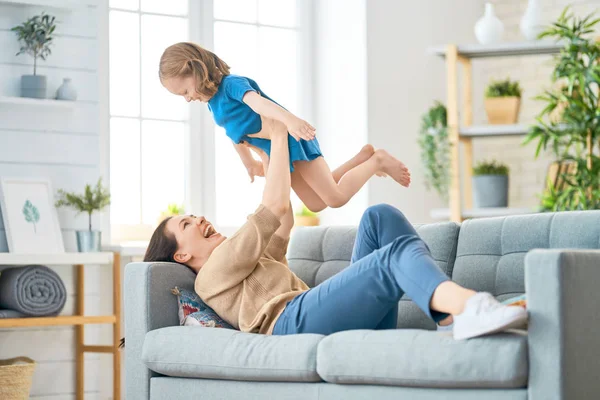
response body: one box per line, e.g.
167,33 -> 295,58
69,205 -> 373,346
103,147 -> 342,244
313,0 -> 368,226
365,0 -> 483,223
0,1 -> 112,399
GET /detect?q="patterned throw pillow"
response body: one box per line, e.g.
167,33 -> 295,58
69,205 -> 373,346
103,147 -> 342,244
171,286 -> 235,329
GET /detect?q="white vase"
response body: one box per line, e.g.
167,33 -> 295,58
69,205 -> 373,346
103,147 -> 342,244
474,3 -> 504,45
520,0 -> 543,41
56,77 -> 78,101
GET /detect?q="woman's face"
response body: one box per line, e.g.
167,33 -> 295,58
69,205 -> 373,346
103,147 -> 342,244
165,215 -> 226,271
162,75 -> 211,103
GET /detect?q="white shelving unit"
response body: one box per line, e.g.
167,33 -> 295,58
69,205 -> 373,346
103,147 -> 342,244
0,251 -> 122,400
427,41 -> 563,222
0,96 -> 76,109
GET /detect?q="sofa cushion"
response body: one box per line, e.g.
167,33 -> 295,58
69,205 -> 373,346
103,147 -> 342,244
316,329 -> 527,388
142,326 -> 324,382
288,220 -> 460,330
452,211 -> 600,301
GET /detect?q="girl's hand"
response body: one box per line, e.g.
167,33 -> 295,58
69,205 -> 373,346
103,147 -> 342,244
285,116 -> 316,142
245,159 -> 265,183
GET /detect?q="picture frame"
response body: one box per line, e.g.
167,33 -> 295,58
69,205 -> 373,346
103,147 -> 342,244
0,177 -> 65,254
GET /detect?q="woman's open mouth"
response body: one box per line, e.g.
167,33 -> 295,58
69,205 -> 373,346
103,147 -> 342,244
203,224 -> 217,238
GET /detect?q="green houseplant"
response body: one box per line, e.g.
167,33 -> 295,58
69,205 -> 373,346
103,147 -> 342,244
157,203 -> 185,225
484,78 -> 522,124
418,101 -> 450,202
524,7 -> 600,211
294,204 -> 319,227
55,178 -> 111,252
472,160 -> 510,208
11,13 -> 57,99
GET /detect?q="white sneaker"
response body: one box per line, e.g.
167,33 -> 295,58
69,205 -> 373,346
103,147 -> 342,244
453,292 -> 528,340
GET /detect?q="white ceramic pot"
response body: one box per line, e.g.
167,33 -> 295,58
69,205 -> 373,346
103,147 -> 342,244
520,0 -> 543,41
56,78 -> 78,101
474,3 -> 504,45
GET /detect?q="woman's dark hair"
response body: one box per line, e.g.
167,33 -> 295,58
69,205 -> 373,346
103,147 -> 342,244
143,217 -> 178,262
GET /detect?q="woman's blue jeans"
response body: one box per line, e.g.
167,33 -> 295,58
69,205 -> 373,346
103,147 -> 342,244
272,204 -> 450,335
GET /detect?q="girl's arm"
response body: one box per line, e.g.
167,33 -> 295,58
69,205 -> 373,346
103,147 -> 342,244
242,91 -> 315,142
233,142 -> 264,183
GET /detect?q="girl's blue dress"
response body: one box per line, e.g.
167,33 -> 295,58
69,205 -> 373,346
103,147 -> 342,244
207,74 -> 322,172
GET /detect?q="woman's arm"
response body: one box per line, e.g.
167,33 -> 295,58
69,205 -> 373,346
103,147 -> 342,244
242,91 -> 315,142
260,118 -> 291,218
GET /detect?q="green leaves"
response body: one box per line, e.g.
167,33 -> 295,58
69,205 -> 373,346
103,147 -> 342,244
485,78 -> 522,98
418,101 -> 450,201
55,178 -> 111,231
11,13 -> 57,75
23,200 -> 40,233
526,6 -> 600,211
473,160 -> 509,176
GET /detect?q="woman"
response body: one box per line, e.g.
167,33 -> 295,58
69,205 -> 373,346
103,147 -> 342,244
144,117 -> 527,340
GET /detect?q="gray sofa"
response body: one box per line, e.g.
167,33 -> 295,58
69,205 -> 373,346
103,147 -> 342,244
125,209 -> 600,400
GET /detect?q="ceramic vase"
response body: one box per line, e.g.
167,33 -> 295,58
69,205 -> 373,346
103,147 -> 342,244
56,78 -> 78,101
474,3 -> 504,45
520,0 -> 543,40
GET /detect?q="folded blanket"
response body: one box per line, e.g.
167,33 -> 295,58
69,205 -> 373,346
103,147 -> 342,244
0,265 -> 67,316
0,309 -> 26,318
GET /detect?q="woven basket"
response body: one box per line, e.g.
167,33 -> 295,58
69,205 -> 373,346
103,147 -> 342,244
0,357 -> 36,400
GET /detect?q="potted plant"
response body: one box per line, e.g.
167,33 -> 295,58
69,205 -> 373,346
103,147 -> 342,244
417,101 -> 450,202
484,78 -> 522,124
55,178 -> 111,252
525,7 -> 600,211
157,203 -> 185,225
294,204 -> 319,227
11,13 -> 57,99
472,160 -> 510,208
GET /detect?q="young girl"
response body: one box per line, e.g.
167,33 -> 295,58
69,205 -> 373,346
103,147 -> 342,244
159,42 -> 411,212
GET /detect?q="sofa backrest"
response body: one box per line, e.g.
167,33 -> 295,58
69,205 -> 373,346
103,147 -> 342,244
287,221 -> 460,331
452,210 -> 600,302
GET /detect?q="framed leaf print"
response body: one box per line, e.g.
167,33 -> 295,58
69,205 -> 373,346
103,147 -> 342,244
0,177 -> 65,253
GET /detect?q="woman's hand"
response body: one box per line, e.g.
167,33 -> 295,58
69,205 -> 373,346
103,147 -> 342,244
285,115 -> 315,142
245,158 -> 265,183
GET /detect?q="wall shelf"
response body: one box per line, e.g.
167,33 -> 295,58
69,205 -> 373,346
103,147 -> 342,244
0,252 -> 113,265
0,315 -> 116,328
430,207 -> 534,220
0,0 -> 81,10
428,41 -> 563,59
0,96 -> 76,109
460,124 -> 530,138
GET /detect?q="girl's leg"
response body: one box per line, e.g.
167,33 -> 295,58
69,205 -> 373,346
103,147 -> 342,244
331,144 -> 375,183
273,205 -> 453,336
295,150 -> 410,209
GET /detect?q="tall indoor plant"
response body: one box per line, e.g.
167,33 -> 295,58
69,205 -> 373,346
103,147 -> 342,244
11,13 -> 57,99
524,7 -> 600,211
55,178 -> 111,252
418,101 -> 450,202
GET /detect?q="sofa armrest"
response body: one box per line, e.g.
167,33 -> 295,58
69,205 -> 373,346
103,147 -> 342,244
124,261 -> 196,400
525,249 -> 600,400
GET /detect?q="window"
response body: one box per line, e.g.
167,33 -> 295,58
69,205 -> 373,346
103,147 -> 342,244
212,0 -> 303,227
108,0 -> 189,241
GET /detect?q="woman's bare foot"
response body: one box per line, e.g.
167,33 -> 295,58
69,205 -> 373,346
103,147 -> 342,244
374,149 -> 411,187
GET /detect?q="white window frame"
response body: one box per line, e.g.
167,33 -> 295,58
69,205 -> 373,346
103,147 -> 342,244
100,0 -> 313,243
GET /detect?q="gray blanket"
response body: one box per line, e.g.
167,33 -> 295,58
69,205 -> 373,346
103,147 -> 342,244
0,265 -> 67,317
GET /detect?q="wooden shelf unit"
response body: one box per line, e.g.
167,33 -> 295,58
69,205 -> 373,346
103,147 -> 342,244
0,252 -> 121,400
428,41 -> 562,222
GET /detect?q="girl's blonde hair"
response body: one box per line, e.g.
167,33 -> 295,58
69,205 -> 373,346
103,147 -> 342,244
159,42 -> 230,98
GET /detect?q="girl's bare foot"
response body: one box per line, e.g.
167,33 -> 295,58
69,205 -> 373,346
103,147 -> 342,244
374,149 -> 411,187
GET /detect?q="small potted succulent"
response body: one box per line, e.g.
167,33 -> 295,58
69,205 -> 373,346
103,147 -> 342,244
484,78 -> 522,124
11,13 -> 57,99
472,160 -> 510,208
294,204 -> 319,227
55,178 -> 111,252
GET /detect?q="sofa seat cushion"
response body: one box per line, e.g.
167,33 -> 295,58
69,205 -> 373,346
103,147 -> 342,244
142,326 -> 324,382
317,329 -> 527,388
